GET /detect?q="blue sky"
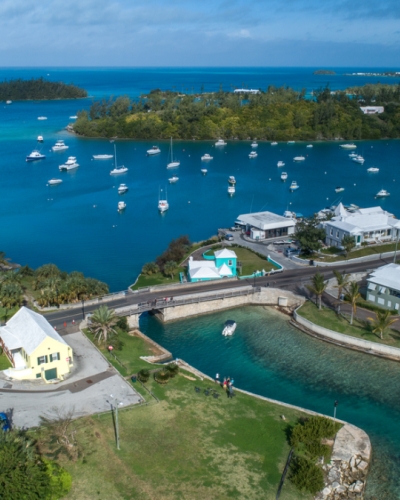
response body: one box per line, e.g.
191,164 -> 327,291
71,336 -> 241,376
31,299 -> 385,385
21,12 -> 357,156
1,0 -> 400,66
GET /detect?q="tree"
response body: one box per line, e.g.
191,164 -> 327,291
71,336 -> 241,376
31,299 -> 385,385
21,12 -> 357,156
89,305 -> 118,345
333,270 -> 350,301
141,262 -> 159,275
341,234 -> 356,257
0,282 -> 24,309
306,272 -> 327,309
367,310 -> 398,340
295,216 -> 326,256
163,261 -> 178,279
344,281 -> 360,325
39,407 -> 80,462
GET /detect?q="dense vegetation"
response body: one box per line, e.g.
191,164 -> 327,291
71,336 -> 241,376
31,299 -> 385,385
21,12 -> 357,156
73,83 -> 400,140
0,78 -> 87,101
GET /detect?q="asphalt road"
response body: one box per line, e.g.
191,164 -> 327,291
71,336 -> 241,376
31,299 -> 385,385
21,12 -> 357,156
46,256 -> 391,331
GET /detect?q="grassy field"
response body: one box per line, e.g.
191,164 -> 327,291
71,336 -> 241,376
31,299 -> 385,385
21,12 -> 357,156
304,242 -> 400,263
298,301 -> 400,347
57,373 -> 311,500
0,354 -> 11,370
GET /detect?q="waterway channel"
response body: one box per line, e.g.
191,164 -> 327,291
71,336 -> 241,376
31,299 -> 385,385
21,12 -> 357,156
141,305 -> 400,499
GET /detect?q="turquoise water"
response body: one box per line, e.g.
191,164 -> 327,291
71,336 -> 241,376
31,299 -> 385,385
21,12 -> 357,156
1,67 -> 400,291
141,307 -> 400,499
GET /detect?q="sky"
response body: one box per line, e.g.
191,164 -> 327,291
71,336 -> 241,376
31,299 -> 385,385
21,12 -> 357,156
1,0 -> 400,66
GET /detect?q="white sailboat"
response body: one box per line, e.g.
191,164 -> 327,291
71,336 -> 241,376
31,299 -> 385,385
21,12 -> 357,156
110,144 -> 128,175
158,188 -> 169,212
167,137 -> 180,168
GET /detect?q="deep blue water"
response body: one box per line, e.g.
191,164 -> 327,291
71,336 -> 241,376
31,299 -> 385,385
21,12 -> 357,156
141,307 -> 400,499
1,67 -> 400,290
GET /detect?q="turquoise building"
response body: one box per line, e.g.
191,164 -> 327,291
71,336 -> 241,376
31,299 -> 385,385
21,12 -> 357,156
187,249 -> 238,282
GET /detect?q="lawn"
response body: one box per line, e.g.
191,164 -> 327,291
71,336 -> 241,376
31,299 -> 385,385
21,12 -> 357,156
303,242 -> 400,263
297,301 -> 400,348
56,372 -> 312,500
0,354 -> 11,370
231,246 -> 277,275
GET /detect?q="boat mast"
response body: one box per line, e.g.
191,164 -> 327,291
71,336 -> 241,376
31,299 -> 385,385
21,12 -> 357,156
170,137 -> 173,163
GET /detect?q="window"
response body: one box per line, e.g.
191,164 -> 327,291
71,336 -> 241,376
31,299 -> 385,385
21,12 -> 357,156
368,283 -> 376,291
50,353 -> 60,362
378,298 -> 385,305
228,260 -> 232,266
36,373 -> 41,379
330,229 -> 333,236
387,301 -> 392,308
37,355 -> 48,365
367,294 -> 375,302
336,231 -> 339,238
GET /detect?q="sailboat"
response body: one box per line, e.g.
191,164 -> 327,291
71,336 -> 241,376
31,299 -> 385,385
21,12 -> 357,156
167,137 -> 180,168
110,143 -> 128,175
158,188 -> 169,212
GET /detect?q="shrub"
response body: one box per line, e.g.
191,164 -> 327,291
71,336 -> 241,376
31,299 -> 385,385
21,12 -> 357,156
154,369 -> 170,384
165,363 -> 179,378
290,416 -> 340,460
137,369 -> 150,383
142,262 -> 159,276
116,316 -> 129,332
290,456 -> 324,494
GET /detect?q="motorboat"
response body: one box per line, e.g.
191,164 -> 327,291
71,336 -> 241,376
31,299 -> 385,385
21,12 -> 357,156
37,135 -> 44,142
340,143 -> 357,149
306,144 -> 313,148
147,145 -> 161,155
367,167 -> 379,173
376,189 -> 390,198
335,187 -> 345,193
228,176 -> 236,184
118,201 -> 126,211
290,181 -> 299,191
37,116 -> 47,120
47,178 -> 62,185
222,320 -> 236,336
284,210 -> 296,218
228,186 -> 235,195
26,150 -> 46,162
352,155 -> 365,164
52,140 -> 68,151
168,176 -> 179,183
277,161 -> 285,168
293,156 -> 305,161
251,141 -> 258,148
287,141 -> 295,144
110,144 -> 128,174
6,100 -> 12,104
201,154 -> 213,161
249,151 -> 258,159
215,139 -> 227,146
201,168 -> 208,175
167,137 -> 180,168
281,172 -> 288,181
158,189 -> 169,212
118,183 -> 128,194
93,154 -> 113,160
59,156 -> 79,171
348,152 -> 358,158
271,141 -> 278,146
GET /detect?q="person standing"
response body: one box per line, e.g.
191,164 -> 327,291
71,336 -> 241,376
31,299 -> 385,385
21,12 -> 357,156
215,372 -> 220,384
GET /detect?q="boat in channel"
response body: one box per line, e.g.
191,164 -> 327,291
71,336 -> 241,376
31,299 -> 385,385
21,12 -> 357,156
376,189 -> 390,198
201,153 -> 213,161
158,188 -> 169,213
59,156 -> 79,171
26,150 -> 46,162
167,137 -> 180,168
249,151 -> 258,159
118,184 -> 128,194
118,201 -> 126,211
215,139 -> 227,147
52,140 -> 68,151
281,172 -> 288,181
290,181 -> 299,191
340,143 -> 357,149
110,144 -> 128,175
147,146 -> 161,156
93,154 -> 113,160
222,320 -> 236,336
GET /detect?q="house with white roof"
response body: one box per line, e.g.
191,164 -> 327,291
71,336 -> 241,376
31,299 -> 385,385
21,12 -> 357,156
188,248 -> 237,283
324,204 -> 400,248
366,264 -> 400,311
235,211 -> 296,240
0,307 -> 74,381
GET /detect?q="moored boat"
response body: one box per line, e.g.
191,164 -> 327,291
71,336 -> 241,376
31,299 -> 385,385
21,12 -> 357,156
281,172 -> 288,181
277,161 -> 285,168
228,185 -> 235,195
293,156 -> 305,161
168,176 -> 179,183
249,151 -> 258,159
376,189 -> 390,198
26,150 -> 46,162
118,183 -> 128,194
93,154 -> 113,160
118,201 -> 126,211
251,141 -> 258,148
271,141 -> 278,145
335,187 -> 345,193
201,168 -> 208,175
59,157 -> 79,171
340,143 -> 357,149
52,140 -> 68,151
201,153 -> 213,161
167,137 -> 180,168
352,155 -> 365,164
222,320 -> 236,336
215,139 -> 227,147
367,167 -> 379,173
37,135 -> 44,142
110,144 -> 128,174
228,176 -> 236,184
290,181 -> 299,191
47,178 -> 62,185
147,146 -> 161,156
306,144 -> 313,148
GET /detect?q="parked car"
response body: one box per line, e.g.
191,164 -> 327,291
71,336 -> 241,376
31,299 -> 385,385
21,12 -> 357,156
225,234 -> 234,241
0,412 -> 10,432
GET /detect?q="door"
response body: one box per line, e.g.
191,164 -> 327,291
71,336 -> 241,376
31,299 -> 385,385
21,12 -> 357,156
44,367 -> 57,380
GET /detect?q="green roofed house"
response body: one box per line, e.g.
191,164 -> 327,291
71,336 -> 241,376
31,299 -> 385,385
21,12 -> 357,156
188,248 -> 237,282
0,306 -> 74,382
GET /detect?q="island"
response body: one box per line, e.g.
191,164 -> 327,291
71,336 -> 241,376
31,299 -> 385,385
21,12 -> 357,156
313,69 -> 336,75
0,77 -> 87,101
72,83 -> 400,141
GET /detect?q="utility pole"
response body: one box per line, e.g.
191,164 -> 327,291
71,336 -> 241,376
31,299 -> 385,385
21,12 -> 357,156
110,395 -> 120,450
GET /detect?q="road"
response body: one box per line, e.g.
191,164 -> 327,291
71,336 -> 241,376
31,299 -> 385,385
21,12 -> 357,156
46,256 -> 391,331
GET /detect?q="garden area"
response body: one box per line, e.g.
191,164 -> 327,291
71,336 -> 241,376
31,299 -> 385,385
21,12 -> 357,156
300,241 -> 400,264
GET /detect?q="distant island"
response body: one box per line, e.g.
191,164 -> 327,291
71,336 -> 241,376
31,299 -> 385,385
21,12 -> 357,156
0,77 -> 87,101
313,70 -> 336,75
72,83 -> 400,141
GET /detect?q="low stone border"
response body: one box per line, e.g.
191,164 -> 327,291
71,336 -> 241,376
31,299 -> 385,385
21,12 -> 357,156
133,329 -> 173,363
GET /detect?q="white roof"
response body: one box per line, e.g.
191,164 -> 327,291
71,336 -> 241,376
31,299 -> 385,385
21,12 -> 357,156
236,211 -> 296,231
368,264 -> 400,292
327,206 -> 400,235
214,248 -> 237,259
0,307 -> 67,355
218,263 -> 233,276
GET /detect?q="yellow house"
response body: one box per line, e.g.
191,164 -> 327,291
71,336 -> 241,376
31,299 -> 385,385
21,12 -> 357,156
0,307 -> 73,382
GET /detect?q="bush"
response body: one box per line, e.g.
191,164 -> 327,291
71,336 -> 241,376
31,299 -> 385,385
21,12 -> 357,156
137,369 -> 150,383
354,299 -> 397,316
154,369 -> 170,384
290,416 -> 340,459
116,316 -> 129,332
141,262 -> 159,276
165,363 -> 179,378
290,456 -> 324,494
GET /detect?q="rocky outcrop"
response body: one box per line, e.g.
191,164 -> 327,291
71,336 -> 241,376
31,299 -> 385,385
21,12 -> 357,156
315,424 -> 371,500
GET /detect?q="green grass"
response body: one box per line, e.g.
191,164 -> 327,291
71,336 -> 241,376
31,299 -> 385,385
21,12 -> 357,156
83,328 -> 156,376
232,247 -> 277,275
0,306 -> 19,322
57,373 -> 312,500
305,242 -> 400,263
0,354 -> 11,370
298,301 -> 400,347
131,268 -> 185,290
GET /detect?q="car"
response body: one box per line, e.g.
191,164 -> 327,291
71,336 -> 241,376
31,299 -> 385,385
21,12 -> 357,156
225,234 -> 234,241
0,412 -> 10,432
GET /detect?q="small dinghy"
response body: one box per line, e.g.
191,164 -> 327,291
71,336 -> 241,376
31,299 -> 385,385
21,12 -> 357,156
222,320 -> 236,336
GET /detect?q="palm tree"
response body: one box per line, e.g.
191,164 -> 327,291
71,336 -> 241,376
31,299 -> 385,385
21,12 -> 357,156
89,306 -> 118,345
333,270 -> 350,301
344,281 -> 360,325
306,272 -> 327,310
367,310 -> 398,340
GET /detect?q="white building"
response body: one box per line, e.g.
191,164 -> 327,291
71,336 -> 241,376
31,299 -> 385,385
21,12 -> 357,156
360,106 -> 384,115
233,89 -> 260,94
366,264 -> 400,311
188,249 -> 238,282
236,211 -> 296,240
324,204 -> 400,247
